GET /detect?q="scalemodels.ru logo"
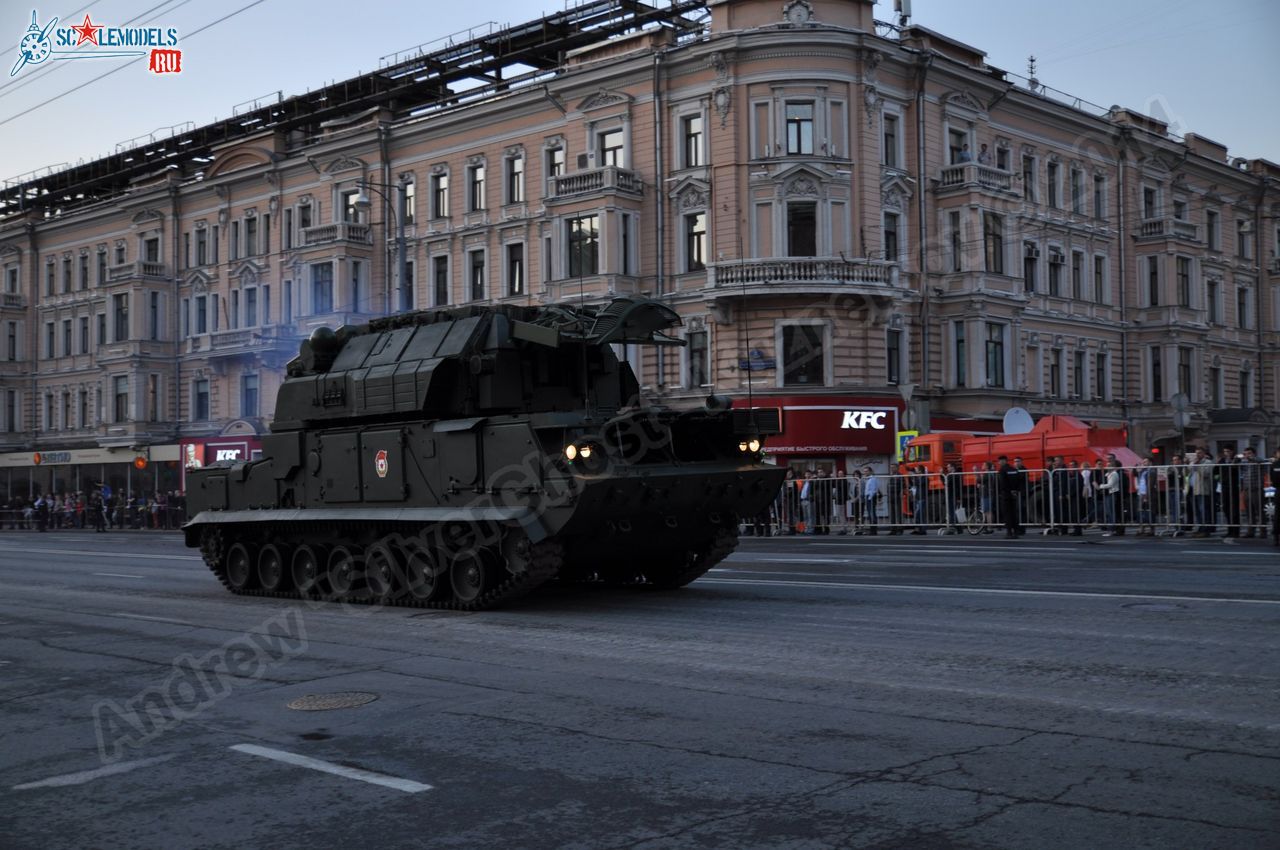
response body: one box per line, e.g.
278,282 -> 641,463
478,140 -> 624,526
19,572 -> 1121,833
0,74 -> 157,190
9,10 -> 182,77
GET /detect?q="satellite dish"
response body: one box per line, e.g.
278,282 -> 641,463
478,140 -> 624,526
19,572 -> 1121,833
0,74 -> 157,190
1002,406 -> 1035,434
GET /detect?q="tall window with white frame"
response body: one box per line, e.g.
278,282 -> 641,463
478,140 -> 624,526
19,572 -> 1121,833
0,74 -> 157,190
1047,248 -> 1063,297
433,256 -> 449,306
1093,174 -> 1105,219
402,179 -> 415,224
1239,367 -> 1252,407
1070,168 -> 1084,214
598,129 -> 624,167
193,378 -> 209,421
785,103 -> 814,155
883,211 -> 899,263
311,262 -> 333,314
886,328 -> 902,386
1176,256 -> 1192,307
1093,255 -> 1107,304
468,164 -> 485,212
245,287 -> 257,327
506,155 -> 524,205
682,114 -> 703,168
1146,256 -> 1160,306
787,203 -> 817,257
431,171 -> 449,218
953,321 -> 966,387
882,113 -> 898,168
546,146 -> 565,181
1143,186 -> 1158,220
1071,250 -> 1083,300
1209,366 -> 1222,407
1207,278 -> 1220,324
242,374 -> 259,418
149,291 -> 160,340
1236,285 -> 1249,329
245,217 -> 258,255
782,324 -> 824,386
469,250 -> 486,301
1046,160 -> 1060,208
686,330 -> 707,387
983,212 -> 1003,274
113,375 -> 129,423
1236,219 -> 1252,259
567,215 -> 600,277
506,244 -> 524,296
1073,350 -> 1085,399
1095,351 -> 1108,400
949,211 -> 962,272
113,293 -> 128,341
1150,346 -> 1163,402
1021,154 -> 1036,202
1177,347 -> 1193,397
685,212 -> 706,272
985,323 -> 1005,388
948,128 -> 968,164
1049,348 -> 1062,397
1206,209 -> 1220,250
1023,242 -> 1038,293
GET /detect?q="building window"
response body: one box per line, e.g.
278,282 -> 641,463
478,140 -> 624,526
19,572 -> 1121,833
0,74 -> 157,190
506,244 -> 525,297
433,255 -> 449,306
1096,352 -> 1109,400
1046,161 -> 1060,208
1071,251 -> 1084,300
1236,220 -> 1252,259
97,313 -> 106,346
948,127 -> 969,164
79,254 -> 89,290
505,156 -> 524,205
1073,350 -> 1085,398
469,250 -> 486,301
1049,348 -> 1063,397
62,257 -> 72,292
983,212 -> 1004,274
1150,346 -> 1163,402
687,330 -> 708,387
546,146 -> 565,179
782,324 -> 824,386
245,287 -> 258,326
1209,366 -> 1222,407
146,375 -> 158,422
402,179 -> 415,224
77,316 -> 87,354
45,262 -> 54,296
995,146 -> 1010,171
1094,255 -> 1107,304
1178,347 -> 1193,396
1146,256 -> 1160,306
1236,285 -> 1249,329
311,262 -> 333,314
245,217 -> 258,255
1023,242 -> 1039,293
953,321 -> 966,387
195,229 -> 207,266
114,375 -> 129,423
886,328 -> 902,385
949,211 -> 962,272
621,213 -> 633,276
241,374 -> 259,417
115,243 -> 126,264
351,260 -> 363,313
195,295 -> 208,334
230,290 -> 240,330
1173,198 -> 1188,221
1206,209 -> 1220,250
113,293 -> 128,341
684,212 -> 707,272
44,321 -> 53,358
682,114 -> 704,168
1046,248 -> 1064,297
230,222 -> 240,260
785,102 -> 814,155
97,251 -> 107,286
1176,256 -> 1192,307
1239,369 -> 1253,407
598,129 -> 624,167
143,237 -> 159,263
1207,278 -> 1220,324
1143,186 -> 1158,219
62,319 -> 71,356
985,323 -> 1005,388
399,263 -> 412,312
149,291 -> 160,340
341,190 -> 361,224
467,164 -> 486,212
882,113 -> 898,168
79,390 -> 88,429
1070,168 -> 1084,214
1021,155 -> 1037,202
431,172 -> 449,218
567,215 -> 600,277
788,203 -> 817,257
193,379 -> 209,421
1093,175 -> 1105,218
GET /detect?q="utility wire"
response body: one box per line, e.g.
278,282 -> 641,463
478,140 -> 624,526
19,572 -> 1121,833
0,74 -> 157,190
0,0 -> 269,129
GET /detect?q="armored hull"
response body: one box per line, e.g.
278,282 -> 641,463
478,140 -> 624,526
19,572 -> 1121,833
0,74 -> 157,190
183,297 -> 784,609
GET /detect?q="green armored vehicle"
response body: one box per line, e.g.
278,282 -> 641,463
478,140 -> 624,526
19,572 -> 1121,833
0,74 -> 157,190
183,297 -> 784,610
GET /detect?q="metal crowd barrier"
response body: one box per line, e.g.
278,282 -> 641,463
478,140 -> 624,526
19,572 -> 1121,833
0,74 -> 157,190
0,505 -> 188,531
742,463 -> 1277,539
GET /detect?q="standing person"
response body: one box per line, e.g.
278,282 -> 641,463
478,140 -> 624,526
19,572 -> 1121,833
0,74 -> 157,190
911,465 -> 928,534
1080,461 -> 1095,526
1269,448 -> 1280,547
782,469 -> 799,534
862,466 -> 880,535
34,494 -> 48,532
1190,448 -> 1215,537
1239,447 -> 1264,538
833,470 -> 851,535
90,490 -> 106,533
943,463 -> 960,534
1098,459 -> 1123,536
1063,460 -> 1083,535
997,456 -> 1021,539
980,461 -> 996,533
799,470 -> 815,535
1135,457 -> 1155,536
1217,446 -> 1241,538
1165,454 -> 1187,536
848,469 -> 864,533
1012,457 -> 1029,535
886,464 -> 905,534
813,470 -> 831,535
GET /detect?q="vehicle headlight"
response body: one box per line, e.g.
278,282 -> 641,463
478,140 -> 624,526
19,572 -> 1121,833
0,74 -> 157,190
579,444 -> 593,460
564,444 -> 578,461
747,438 -> 761,453
738,441 -> 749,452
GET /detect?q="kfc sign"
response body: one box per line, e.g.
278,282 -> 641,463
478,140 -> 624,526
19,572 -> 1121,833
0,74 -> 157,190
214,449 -> 242,461
840,410 -> 888,430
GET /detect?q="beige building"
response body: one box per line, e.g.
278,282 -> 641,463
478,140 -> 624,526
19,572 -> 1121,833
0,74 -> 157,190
0,0 -> 1276,495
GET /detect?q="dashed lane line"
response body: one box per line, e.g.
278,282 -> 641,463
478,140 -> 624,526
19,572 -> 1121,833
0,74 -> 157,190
12,754 -> 177,790
229,744 -> 432,793
93,573 -> 144,579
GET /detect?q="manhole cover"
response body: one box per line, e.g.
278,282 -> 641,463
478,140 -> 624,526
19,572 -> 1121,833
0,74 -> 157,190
287,692 -> 379,711
1122,602 -> 1187,612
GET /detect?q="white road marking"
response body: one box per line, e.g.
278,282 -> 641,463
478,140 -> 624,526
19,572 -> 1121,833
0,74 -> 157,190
230,744 -> 432,793
701,577 -> 1280,606
94,573 -> 144,579
12,754 -> 176,790
0,547 -> 201,562
108,612 -> 193,625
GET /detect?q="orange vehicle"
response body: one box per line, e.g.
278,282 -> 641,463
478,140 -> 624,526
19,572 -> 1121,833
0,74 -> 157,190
904,415 -> 1142,488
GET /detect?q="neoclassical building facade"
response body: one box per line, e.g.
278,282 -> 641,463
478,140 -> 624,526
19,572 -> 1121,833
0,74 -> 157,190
0,0 -> 1276,494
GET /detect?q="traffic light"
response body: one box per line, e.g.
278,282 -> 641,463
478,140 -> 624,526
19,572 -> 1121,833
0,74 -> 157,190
1150,446 -> 1162,459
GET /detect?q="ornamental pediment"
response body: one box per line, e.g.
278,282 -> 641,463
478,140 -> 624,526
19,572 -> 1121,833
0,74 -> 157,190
577,89 -> 633,112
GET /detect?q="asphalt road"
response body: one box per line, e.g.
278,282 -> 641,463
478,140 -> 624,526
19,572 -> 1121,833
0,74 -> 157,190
1,529 -> 1277,849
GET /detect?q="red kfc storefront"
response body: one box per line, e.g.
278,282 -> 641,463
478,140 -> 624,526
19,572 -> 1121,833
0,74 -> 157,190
735,395 -> 905,475
180,436 -> 263,490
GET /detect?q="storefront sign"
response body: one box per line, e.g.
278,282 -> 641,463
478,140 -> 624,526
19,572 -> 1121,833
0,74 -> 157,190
745,399 -> 900,455
33,451 -> 73,465
840,410 -> 888,430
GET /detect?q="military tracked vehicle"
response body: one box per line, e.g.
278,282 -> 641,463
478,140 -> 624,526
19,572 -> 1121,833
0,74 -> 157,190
183,297 -> 784,610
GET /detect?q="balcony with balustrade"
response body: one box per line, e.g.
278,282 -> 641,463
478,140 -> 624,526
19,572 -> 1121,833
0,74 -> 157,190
1135,217 -> 1200,245
709,256 -> 902,294
301,222 -> 373,248
107,261 -> 169,284
933,163 -> 1017,198
0,292 -> 24,312
548,166 -> 643,202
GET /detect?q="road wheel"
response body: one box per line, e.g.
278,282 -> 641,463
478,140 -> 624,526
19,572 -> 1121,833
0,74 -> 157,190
257,544 -> 291,592
225,542 -> 259,591
403,541 -> 442,602
292,544 -> 325,596
364,539 -> 402,601
327,545 -> 358,598
450,550 -> 489,605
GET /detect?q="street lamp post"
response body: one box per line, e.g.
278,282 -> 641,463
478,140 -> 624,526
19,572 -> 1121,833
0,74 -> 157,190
354,176 -> 410,313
